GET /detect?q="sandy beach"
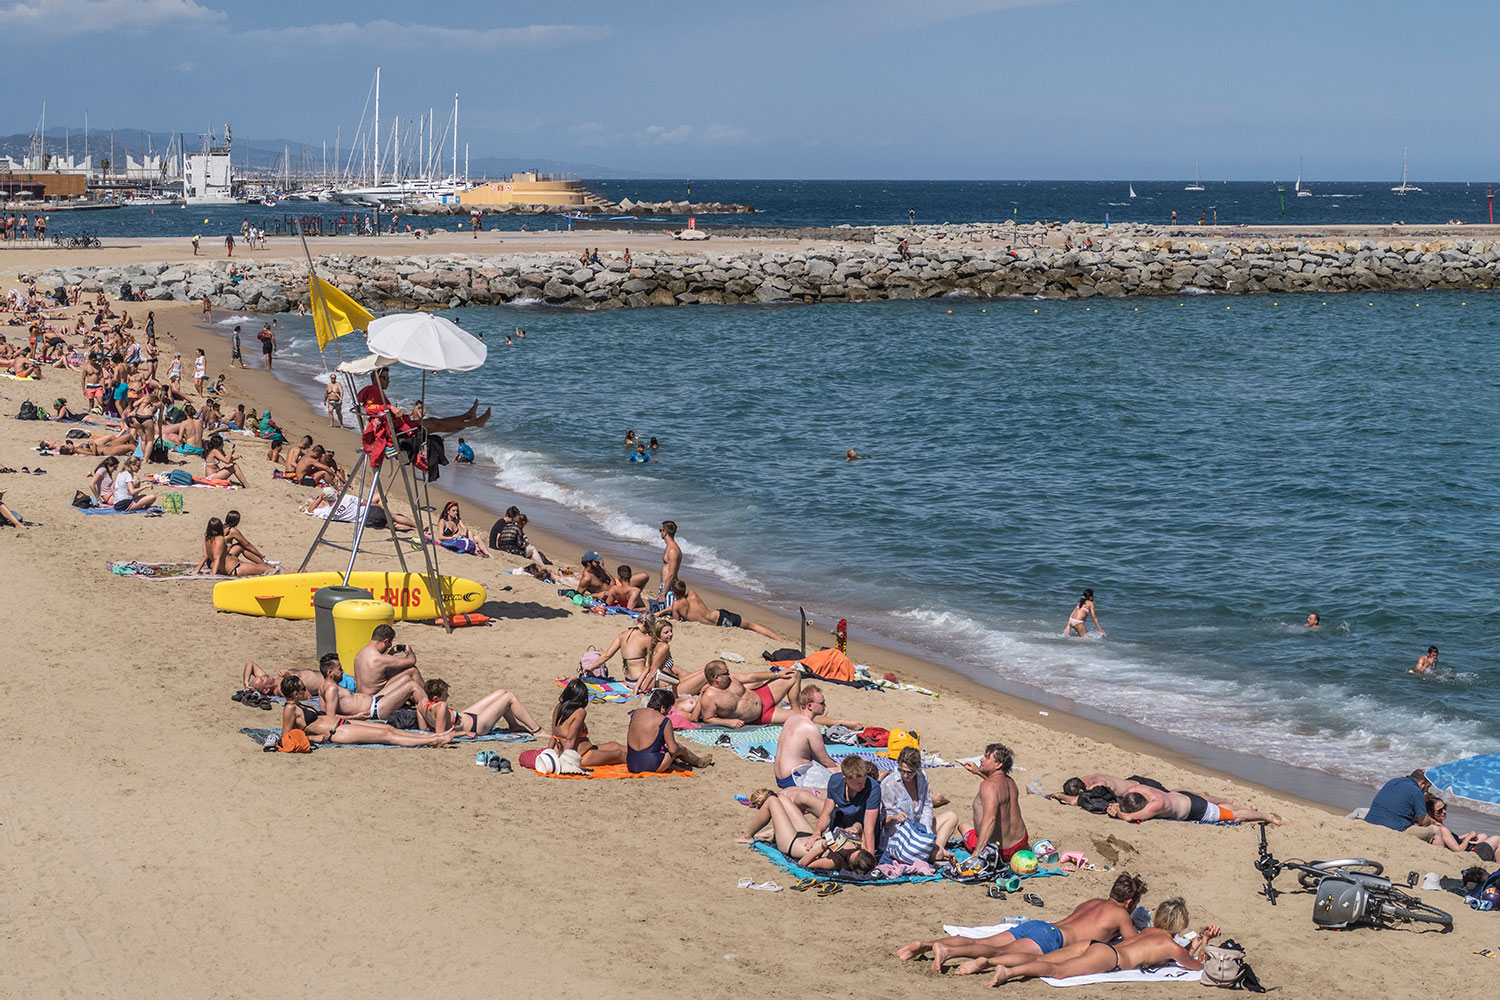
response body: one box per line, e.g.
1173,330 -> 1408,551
0,243 -> 1491,998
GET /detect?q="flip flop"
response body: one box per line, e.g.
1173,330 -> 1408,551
789,877 -> 820,892
1023,893 -> 1044,907
816,881 -> 843,897
496,758 -> 513,774
986,886 -> 1008,900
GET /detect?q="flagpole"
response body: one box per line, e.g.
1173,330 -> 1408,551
296,215 -> 345,369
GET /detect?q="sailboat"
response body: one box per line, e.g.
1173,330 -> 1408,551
1128,183 -> 1136,199
1185,162 -> 1205,192
1296,157 -> 1312,197
1392,147 -> 1422,195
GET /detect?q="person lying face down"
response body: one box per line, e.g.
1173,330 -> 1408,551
1107,784 -> 1283,826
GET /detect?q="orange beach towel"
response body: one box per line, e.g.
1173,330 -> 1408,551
533,763 -> 694,780
769,647 -> 855,683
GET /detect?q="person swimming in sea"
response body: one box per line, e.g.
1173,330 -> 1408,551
1064,589 -> 1105,637
1410,645 -> 1439,676
845,448 -> 868,462
1305,612 -> 1320,628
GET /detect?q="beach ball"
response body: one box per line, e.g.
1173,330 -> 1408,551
533,749 -> 561,774
1483,886 -> 1500,907
1010,849 -> 1038,875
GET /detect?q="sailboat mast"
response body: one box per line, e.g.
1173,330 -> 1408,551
373,66 -> 381,187
453,93 -> 459,181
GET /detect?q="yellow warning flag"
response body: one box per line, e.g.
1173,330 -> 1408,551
308,274 -> 373,351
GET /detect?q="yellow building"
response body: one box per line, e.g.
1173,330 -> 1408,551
456,172 -> 591,209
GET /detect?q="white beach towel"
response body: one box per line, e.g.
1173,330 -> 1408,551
939,925 -> 1202,987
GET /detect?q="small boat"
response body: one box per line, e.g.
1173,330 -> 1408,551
1185,162 -> 1205,192
1393,147 -> 1422,195
1128,183 -> 1137,199
1296,158 -> 1313,197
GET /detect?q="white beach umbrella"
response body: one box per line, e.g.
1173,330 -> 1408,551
336,353 -> 399,376
365,313 -> 488,373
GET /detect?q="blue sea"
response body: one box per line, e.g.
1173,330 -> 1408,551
241,288 -> 1498,798
38,178 -> 1500,239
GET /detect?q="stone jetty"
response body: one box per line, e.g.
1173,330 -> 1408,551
28,224 -> 1500,315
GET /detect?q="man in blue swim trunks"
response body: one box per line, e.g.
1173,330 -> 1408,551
895,872 -> 1148,974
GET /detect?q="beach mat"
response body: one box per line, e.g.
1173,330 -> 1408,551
751,842 -> 966,885
553,677 -> 637,703
240,727 -> 534,749
941,924 -> 1202,986
531,762 -> 694,780
110,560 -> 279,580
78,505 -> 163,516
677,726 -> 900,770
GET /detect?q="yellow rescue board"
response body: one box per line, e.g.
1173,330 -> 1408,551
212,571 -> 487,620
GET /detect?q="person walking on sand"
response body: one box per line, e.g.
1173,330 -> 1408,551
259,323 -> 276,371
225,233 -> 234,257
201,295 -> 212,322
324,377 -> 343,427
1064,589 -> 1105,637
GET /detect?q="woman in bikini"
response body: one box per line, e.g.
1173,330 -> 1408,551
987,900 -> 1217,986
550,678 -> 626,766
197,516 -> 275,577
596,616 -> 654,685
203,434 -> 251,489
636,618 -> 679,696
278,676 -> 452,748
437,501 -> 490,557
416,678 -> 541,738
735,789 -> 877,873
222,510 -> 269,565
1064,588 -> 1105,637
625,690 -> 713,773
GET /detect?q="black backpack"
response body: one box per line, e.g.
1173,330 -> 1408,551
17,400 -> 38,420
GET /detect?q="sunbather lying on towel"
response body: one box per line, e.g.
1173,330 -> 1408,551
896,872 -> 1147,973
987,902 -> 1220,987
316,653 -> 419,723
1106,784 -> 1284,826
736,788 -> 876,875
244,659 -> 326,699
1051,774 -> 1161,804
663,579 -> 780,640
278,676 -> 452,748
694,661 -> 807,728
416,677 -> 542,738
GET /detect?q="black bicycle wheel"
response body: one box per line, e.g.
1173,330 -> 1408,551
1386,900 -> 1453,931
1295,859 -> 1385,889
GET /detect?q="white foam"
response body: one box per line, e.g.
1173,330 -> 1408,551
214,314 -> 258,326
886,605 -> 1488,787
472,440 -> 765,592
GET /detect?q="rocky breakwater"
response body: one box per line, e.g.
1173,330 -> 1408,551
28,229 -> 1500,314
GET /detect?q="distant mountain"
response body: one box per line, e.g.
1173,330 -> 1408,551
0,126 -> 643,179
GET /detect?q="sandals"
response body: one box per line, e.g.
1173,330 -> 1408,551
1023,892 -> 1044,907
789,877 -> 820,892
816,881 -> 843,897
789,876 -> 843,897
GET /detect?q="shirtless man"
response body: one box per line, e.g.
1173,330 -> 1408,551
291,445 -> 335,486
696,661 -> 805,728
576,551 -> 613,596
352,624 -> 426,698
957,743 -> 1029,863
316,652 -> 417,721
283,434 -> 313,473
658,520 -> 682,600
1411,645 -> 1439,675
1107,783 -> 1283,826
1050,773 -> 1168,805
663,579 -> 781,640
988,904 -> 1220,987
896,872 -> 1146,973
602,565 -> 646,610
772,685 -> 843,788
242,659 -> 325,698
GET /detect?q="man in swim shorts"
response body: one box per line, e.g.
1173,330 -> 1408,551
957,742 -> 1030,862
772,685 -> 843,788
316,652 -> 418,722
662,579 -> 781,640
352,624 -> 426,699
696,660 -> 805,728
1108,783 -> 1283,826
896,872 -> 1147,974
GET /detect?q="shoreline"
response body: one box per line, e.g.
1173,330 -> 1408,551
5,282 -> 1494,995
229,306 -> 1493,832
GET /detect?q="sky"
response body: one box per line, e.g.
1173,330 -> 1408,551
4,0 -> 1500,180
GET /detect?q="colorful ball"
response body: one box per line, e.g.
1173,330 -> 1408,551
1482,886 -> 1500,906
1010,849 -> 1038,875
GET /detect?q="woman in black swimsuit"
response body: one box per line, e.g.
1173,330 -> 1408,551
277,677 -> 451,747
625,690 -> 713,773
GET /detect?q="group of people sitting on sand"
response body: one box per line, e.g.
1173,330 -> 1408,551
1364,768 -> 1500,862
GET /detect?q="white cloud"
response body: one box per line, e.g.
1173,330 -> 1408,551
701,124 -> 750,147
640,124 -> 694,146
0,0 -> 223,33
243,20 -> 611,50
178,60 -> 195,72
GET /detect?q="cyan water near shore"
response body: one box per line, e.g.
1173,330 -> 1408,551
249,289 -> 1498,802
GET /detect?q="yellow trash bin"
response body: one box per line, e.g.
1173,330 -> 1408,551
332,598 -> 396,676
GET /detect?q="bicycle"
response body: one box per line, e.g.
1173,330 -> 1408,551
66,233 -> 101,249
1254,826 -> 1452,932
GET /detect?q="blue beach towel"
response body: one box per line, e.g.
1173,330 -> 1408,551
240,727 -> 535,749
1427,754 -> 1500,808
750,841 -> 969,885
676,726 -> 902,769
78,504 -> 163,515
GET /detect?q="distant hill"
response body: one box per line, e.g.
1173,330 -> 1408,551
0,127 -> 644,179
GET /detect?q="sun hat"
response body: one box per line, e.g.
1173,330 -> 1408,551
582,550 -> 601,563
